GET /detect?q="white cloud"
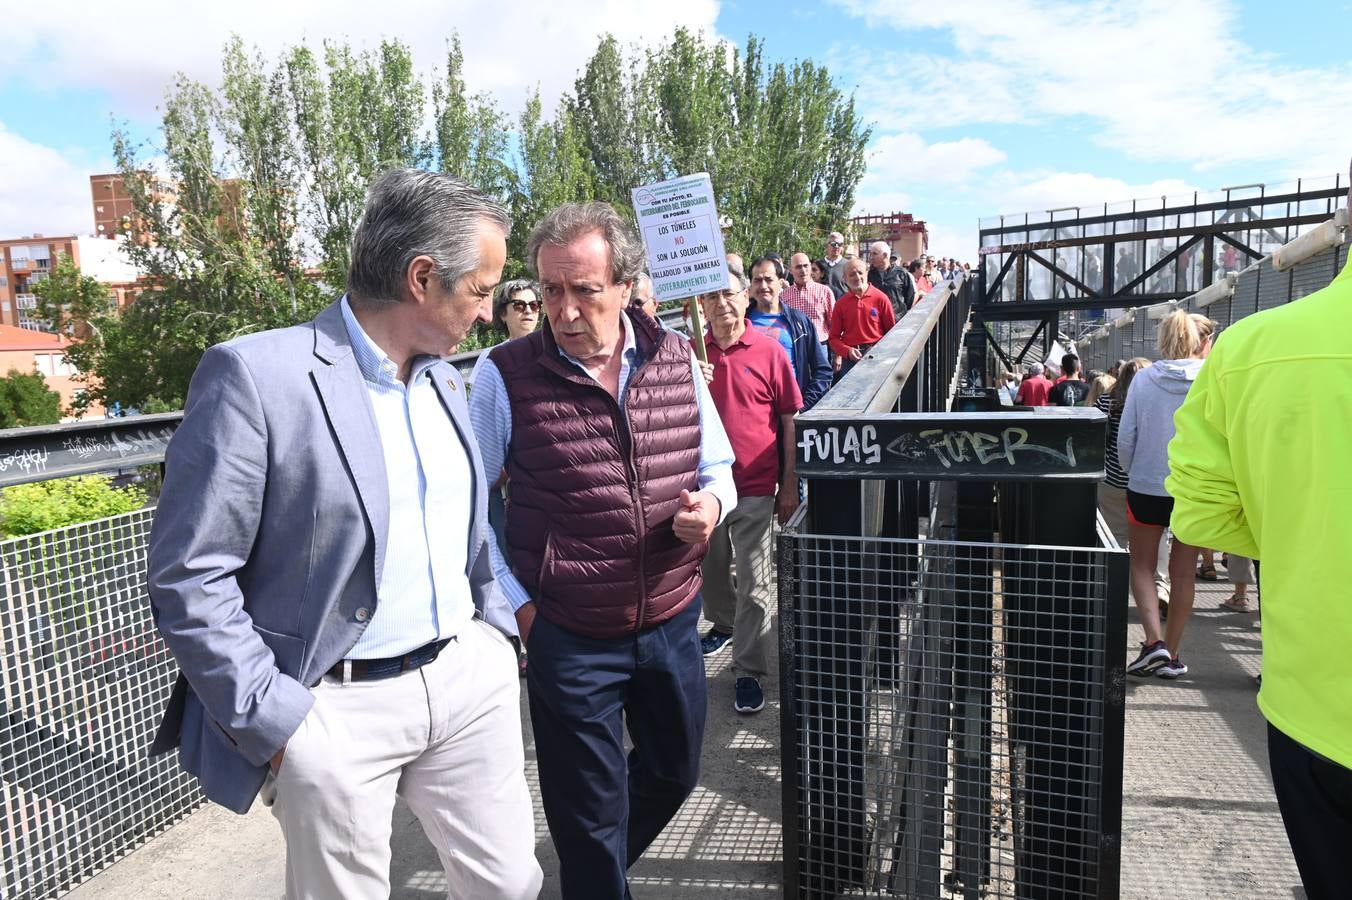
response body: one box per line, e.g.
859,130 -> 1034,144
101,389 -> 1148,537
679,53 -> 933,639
862,132 -> 1006,188
10,0 -> 723,118
830,0 -> 1352,173
0,123 -> 100,238
983,171 -> 1203,219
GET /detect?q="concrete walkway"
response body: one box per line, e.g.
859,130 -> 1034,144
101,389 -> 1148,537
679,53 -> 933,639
67,578 -> 1304,899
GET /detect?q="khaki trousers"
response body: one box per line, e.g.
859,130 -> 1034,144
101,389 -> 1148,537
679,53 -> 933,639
701,494 -> 776,677
267,618 -> 542,900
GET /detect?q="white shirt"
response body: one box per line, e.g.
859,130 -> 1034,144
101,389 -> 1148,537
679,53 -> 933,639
340,297 -> 474,658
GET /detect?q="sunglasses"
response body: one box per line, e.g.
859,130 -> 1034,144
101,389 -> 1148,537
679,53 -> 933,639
511,300 -> 541,313
828,241 -> 843,248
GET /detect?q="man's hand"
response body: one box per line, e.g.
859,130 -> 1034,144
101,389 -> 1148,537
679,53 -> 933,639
848,347 -> 863,361
833,357 -> 843,373
515,601 -> 538,649
698,361 -> 715,385
777,489 -> 800,525
269,745 -> 286,776
673,489 -> 719,543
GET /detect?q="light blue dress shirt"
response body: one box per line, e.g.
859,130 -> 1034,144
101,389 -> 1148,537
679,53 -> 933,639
469,313 -> 737,613
340,297 -> 475,658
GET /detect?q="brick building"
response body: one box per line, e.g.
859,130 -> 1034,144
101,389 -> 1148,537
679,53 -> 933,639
0,235 -> 139,331
851,212 -> 929,265
0,323 -> 93,413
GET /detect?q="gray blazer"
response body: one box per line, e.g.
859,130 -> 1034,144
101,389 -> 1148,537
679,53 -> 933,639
147,301 -> 505,814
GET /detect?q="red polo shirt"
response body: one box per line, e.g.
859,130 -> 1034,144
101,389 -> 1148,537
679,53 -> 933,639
1015,374 -> 1052,406
704,326 -> 803,497
827,285 -> 896,358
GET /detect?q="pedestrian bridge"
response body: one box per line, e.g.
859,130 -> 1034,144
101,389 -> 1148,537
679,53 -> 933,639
4,198 -> 1347,898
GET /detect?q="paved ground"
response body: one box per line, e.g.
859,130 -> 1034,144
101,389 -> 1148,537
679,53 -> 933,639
67,574 -> 1304,900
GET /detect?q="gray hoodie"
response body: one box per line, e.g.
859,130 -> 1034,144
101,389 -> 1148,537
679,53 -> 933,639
1116,358 -> 1204,496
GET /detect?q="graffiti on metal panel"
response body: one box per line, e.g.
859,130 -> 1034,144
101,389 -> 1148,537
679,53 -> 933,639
0,447 -> 50,475
906,427 -> 1077,470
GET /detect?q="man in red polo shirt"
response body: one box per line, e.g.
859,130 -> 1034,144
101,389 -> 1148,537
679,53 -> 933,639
828,257 -> 896,378
1015,362 -> 1053,406
697,266 -> 803,715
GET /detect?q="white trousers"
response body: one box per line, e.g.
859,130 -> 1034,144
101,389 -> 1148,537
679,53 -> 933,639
268,618 -> 542,900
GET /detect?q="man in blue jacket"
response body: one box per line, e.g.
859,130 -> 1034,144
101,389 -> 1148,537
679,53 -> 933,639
745,256 -> 832,409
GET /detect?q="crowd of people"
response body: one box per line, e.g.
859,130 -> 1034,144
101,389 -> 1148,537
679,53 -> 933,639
141,158 -> 1349,900
145,166 -> 977,900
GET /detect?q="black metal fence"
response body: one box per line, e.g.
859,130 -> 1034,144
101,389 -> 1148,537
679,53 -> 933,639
1076,209 -> 1349,371
974,176 -> 1348,375
0,509 -> 203,900
783,273 -> 1128,898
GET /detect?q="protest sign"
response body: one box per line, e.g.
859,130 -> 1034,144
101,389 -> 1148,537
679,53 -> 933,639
631,173 -> 730,303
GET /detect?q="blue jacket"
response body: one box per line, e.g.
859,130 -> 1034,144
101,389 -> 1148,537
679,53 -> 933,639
749,303 -> 832,410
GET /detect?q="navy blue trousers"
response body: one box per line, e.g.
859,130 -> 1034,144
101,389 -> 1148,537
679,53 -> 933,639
526,600 -> 707,900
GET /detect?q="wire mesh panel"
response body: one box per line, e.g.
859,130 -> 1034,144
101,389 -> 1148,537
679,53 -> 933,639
0,508 -> 202,900
779,530 -> 1126,899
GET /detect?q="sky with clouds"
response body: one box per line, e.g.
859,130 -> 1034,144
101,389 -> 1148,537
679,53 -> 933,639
2,0 -> 1348,258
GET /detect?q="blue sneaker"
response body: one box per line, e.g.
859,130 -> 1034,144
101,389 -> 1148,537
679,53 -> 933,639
1127,640 -> 1170,676
734,676 -> 765,714
700,629 -> 733,657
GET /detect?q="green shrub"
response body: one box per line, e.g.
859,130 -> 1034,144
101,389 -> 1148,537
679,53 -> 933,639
0,475 -> 147,538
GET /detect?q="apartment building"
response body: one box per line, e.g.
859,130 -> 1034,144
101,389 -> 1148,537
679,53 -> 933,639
0,235 -> 140,330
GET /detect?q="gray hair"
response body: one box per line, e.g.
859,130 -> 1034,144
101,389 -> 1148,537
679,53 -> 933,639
634,272 -> 653,294
347,168 -> 511,305
493,277 -> 537,327
1028,362 -> 1044,376
726,262 -> 749,292
526,202 -> 645,285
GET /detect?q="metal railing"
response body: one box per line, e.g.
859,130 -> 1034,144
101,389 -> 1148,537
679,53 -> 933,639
973,176 -> 1348,378
1076,207 -> 1349,371
783,272 -> 1127,898
1,509 -> 203,900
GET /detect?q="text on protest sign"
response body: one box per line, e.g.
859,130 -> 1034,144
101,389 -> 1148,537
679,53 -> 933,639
631,173 -> 730,302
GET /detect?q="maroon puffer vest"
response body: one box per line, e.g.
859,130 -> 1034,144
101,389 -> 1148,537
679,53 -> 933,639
490,311 -> 705,638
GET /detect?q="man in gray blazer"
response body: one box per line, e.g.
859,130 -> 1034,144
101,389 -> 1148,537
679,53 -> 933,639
147,168 -> 541,899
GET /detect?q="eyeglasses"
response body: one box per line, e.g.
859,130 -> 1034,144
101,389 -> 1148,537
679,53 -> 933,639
827,241 -> 843,248
511,300 -> 541,313
701,289 -> 745,303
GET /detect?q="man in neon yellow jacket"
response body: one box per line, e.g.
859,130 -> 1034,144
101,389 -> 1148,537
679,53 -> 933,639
1166,185 -> 1352,897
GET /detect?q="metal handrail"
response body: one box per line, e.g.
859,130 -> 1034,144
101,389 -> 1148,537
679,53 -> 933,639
804,273 -> 967,418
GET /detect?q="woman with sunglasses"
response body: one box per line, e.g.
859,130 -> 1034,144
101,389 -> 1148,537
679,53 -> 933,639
495,278 -> 542,341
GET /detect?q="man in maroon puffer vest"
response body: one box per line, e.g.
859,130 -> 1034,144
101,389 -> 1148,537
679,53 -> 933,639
469,202 -> 737,900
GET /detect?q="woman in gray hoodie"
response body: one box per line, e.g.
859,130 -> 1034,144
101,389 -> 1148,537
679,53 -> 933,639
1118,309 -> 1216,680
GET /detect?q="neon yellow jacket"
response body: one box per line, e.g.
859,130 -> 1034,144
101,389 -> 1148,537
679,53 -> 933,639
1167,252 -> 1352,769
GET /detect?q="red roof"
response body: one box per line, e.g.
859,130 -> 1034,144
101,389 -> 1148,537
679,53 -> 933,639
0,324 -> 70,351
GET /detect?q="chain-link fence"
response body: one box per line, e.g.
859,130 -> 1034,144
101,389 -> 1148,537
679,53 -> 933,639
778,526 -> 1127,899
1,508 -> 202,900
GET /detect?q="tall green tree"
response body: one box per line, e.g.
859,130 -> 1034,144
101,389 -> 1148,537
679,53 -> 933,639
433,34 -> 512,201
0,370 -> 62,428
510,88 -> 594,266
85,30 -> 871,413
287,39 -> 428,286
